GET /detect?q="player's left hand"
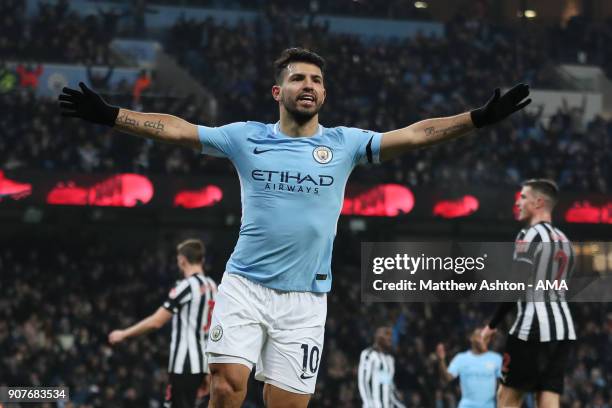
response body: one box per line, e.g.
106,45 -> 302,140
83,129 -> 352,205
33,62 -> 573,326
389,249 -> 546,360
470,83 -> 531,128
108,329 -> 126,344
435,343 -> 446,360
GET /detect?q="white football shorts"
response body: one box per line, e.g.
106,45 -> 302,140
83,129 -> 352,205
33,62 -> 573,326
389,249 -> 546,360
206,273 -> 327,394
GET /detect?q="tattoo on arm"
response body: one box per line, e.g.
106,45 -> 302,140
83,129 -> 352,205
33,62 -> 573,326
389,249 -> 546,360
116,114 -> 165,136
116,113 -> 139,127
424,124 -> 470,138
143,119 -> 165,136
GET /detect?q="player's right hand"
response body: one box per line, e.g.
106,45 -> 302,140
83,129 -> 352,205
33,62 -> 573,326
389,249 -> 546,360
108,329 -> 126,344
58,82 -> 119,127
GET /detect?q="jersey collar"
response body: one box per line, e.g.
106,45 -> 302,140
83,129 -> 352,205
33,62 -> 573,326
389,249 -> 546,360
273,122 -> 323,138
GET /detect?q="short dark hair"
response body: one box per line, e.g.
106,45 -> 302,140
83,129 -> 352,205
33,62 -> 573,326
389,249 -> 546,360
177,239 -> 205,265
522,178 -> 559,205
274,47 -> 326,84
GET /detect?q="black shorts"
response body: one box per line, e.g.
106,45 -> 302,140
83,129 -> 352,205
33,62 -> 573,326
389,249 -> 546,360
164,373 -> 205,408
501,335 -> 573,394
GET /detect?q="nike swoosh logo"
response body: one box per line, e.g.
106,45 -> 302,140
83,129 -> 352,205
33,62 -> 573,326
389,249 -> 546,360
253,147 -> 274,154
300,373 -> 314,379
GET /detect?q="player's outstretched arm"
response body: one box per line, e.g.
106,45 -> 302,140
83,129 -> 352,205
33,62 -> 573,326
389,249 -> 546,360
108,307 -> 172,344
435,343 -> 455,383
58,82 -> 200,149
380,84 -> 531,161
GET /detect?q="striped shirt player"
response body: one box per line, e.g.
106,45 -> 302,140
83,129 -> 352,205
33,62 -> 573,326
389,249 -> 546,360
482,179 -> 576,407
509,223 -> 576,342
108,239 -> 216,408
358,327 -> 405,408
163,272 -> 217,375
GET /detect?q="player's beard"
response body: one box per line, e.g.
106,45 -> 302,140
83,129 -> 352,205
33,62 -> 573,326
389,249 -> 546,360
281,94 -> 323,125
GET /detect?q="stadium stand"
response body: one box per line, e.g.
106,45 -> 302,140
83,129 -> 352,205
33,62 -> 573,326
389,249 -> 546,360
145,0 -> 434,20
1,2 -> 610,191
0,0 -> 116,64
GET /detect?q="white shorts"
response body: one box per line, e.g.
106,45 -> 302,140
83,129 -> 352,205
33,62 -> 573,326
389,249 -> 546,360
206,273 -> 327,394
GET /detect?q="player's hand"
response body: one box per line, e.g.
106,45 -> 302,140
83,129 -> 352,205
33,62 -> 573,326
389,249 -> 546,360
435,343 -> 446,360
470,83 -> 531,128
108,329 -> 126,344
58,82 -> 119,126
480,325 -> 497,346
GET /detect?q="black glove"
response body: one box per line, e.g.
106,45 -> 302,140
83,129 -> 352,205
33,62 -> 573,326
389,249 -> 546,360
470,83 -> 531,128
58,82 -> 119,127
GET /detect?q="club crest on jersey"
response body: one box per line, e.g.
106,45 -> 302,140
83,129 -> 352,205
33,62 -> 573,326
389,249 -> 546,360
313,146 -> 333,164
210,325 -> 223,342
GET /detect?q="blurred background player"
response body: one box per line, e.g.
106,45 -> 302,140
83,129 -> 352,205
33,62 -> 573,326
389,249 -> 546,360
358,326 -> 405,408
108,239 -> 217,408
58,45 -> 530,407
436,327 -> 502,408
482,179 -> 576,408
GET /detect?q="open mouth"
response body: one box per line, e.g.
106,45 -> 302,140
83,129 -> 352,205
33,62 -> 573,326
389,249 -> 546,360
297,94 -> 316,106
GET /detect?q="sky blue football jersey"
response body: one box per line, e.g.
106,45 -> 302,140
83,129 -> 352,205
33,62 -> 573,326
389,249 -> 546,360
198,121 -> 381,292
448,350 -> 503,408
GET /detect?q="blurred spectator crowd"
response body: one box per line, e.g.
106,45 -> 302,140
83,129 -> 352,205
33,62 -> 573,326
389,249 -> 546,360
0,90 -> 231,177
1,234 -> 610,407
0,0 -> 611,193
0,0 -> 115,65
147,0 -> 433,20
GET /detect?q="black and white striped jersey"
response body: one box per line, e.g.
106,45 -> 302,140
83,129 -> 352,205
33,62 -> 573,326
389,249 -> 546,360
162,273 -> 217,374
358,347 -> 405,408
510,222 -> 576,342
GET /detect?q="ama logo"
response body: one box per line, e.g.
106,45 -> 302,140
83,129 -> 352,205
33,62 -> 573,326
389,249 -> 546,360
536,280 -> 568,290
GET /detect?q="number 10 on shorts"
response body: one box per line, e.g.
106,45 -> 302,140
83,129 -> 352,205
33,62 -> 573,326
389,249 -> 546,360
300,344 -> 320,379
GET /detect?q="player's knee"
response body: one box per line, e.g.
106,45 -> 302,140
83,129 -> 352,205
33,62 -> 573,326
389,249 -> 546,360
266,399 -> 309,408
210,379 -> 235,401
262,384 -> 310,408
497,386 -> 522,408
497,386 -> 504,403
497,387 -> 510,406
210,365 -> 246,399
264,394 -> 309,408
536,391 -> 560,408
